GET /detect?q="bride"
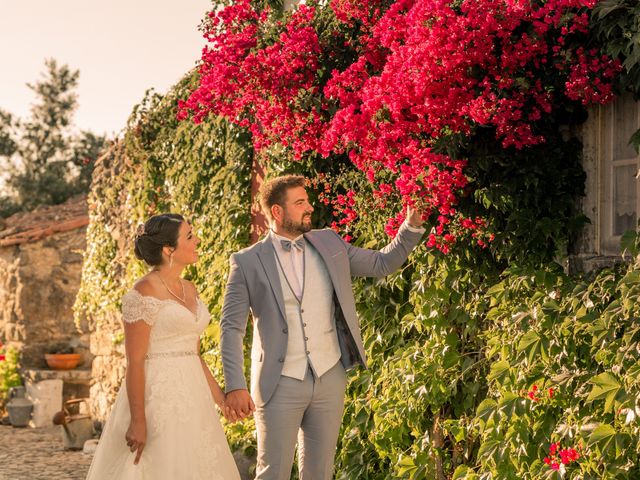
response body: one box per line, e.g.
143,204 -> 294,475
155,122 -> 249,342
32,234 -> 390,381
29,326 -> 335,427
86,213 -> 241,479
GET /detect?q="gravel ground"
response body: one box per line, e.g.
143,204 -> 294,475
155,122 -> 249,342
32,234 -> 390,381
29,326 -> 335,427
0,424 -> 92,480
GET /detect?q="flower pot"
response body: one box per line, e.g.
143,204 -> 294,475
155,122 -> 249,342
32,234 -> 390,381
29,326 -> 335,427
44,353 -> 80,370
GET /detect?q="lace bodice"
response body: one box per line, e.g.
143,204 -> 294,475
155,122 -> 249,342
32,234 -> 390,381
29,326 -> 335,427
121,289 -> 211,356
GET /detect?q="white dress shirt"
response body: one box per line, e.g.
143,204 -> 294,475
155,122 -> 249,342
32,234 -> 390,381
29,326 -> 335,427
271,231 -> 305,300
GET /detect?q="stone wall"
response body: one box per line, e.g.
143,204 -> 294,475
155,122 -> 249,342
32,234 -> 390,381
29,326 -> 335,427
0,197 -> 90,369
88,311 -> 126,424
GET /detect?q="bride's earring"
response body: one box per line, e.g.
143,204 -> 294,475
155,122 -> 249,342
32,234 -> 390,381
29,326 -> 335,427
169,252 -> 174,268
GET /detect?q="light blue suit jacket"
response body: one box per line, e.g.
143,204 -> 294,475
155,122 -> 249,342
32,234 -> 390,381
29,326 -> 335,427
220,223 -> 423,406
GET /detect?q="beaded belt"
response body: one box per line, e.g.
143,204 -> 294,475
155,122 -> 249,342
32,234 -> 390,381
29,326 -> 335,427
145,351 -> 198,360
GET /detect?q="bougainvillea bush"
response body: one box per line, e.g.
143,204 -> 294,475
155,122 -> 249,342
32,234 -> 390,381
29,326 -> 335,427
180,0 -> 620,253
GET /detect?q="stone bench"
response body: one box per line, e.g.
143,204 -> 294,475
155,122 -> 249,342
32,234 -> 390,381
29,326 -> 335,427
21,368 -> 91,428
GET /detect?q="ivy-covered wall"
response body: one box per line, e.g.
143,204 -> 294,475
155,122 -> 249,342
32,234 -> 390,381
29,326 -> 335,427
74,73 -> 253,423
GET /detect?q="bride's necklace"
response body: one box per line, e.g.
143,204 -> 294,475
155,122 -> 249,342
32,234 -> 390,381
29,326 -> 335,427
155,272 -> 186,304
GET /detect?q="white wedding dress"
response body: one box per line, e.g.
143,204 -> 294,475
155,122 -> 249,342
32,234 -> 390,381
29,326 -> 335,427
86,289 -> 241,480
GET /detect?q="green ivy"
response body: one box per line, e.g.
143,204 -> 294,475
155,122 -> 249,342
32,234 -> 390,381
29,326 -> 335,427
0,347 -> 22,408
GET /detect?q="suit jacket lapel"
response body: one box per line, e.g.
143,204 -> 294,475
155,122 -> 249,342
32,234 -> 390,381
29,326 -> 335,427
304,232 -> 343,299
257,235 -> 287,321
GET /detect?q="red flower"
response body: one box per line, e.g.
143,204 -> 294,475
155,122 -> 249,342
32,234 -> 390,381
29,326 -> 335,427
527,384 -> 541,402
559,447 -> 580,464
545,442 -> 580,470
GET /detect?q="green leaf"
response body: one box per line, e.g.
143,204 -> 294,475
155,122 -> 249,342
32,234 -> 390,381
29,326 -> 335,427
629,128 -> 640,155
620,269 -> 640,288
517,330 -> 541,365
486,282 -> 505,296
477,439 -> 500,462
452,465 -> 478,480
476,399 -> 497,430
487,360 -> 511,384
587,373 -> 622,413
498,392 -> 525,421
443,419 -> 466,443
395,455 -> 418,476
620,230 -> 639,257
594,0 -> 626,19
626,360 -> 640,383
588,424 -> 617,453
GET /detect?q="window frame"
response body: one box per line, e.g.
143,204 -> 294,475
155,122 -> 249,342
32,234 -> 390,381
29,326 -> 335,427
598,93 -> 640,255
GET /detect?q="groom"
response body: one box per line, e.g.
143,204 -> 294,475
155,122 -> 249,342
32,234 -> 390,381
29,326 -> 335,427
220,175 -> 425,479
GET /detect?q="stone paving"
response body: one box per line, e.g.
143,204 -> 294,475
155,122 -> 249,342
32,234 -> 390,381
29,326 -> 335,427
0,424 -> 92,480
0,424 -> 254,479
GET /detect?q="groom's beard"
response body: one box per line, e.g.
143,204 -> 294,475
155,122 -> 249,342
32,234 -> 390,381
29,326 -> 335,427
282,213 -> 312,236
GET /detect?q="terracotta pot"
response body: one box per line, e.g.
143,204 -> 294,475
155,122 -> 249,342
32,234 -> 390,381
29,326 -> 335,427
44,353 -> 81,370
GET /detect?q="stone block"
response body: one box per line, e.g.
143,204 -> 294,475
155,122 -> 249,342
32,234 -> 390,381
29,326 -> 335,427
26,379 -> 63,428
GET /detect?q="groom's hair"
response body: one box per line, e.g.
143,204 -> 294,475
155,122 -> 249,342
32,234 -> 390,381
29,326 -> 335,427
259,175 -> 306,221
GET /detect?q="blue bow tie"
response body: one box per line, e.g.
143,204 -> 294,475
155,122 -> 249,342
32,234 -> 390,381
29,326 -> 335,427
280,238 -> 305,252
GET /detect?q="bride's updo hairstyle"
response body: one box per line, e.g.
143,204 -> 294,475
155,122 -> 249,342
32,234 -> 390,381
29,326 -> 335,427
134,213 -> 185,266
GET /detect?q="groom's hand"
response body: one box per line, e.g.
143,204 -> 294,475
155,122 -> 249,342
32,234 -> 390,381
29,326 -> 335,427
224,389 -> 255,422
406,204 -> 425,229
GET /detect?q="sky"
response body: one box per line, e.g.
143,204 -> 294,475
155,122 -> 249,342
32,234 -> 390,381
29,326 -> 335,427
0,0 -> 212,137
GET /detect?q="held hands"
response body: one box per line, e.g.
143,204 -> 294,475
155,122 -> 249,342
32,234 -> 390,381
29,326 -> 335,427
406,205 -> 425,229
223,389 -> 255,423
125,418 -> 147,465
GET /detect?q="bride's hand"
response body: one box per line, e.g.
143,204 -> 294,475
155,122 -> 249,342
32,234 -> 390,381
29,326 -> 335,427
125,419 -> 147,465
214,393 -> 227,414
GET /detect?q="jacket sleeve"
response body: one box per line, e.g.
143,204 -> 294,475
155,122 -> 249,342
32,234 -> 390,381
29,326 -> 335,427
341,221 -> 424,278
220,253 -> 251,392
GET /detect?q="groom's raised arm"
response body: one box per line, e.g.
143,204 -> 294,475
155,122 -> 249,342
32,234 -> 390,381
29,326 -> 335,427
220,253 -> 251,393
340,220 -> 424,278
